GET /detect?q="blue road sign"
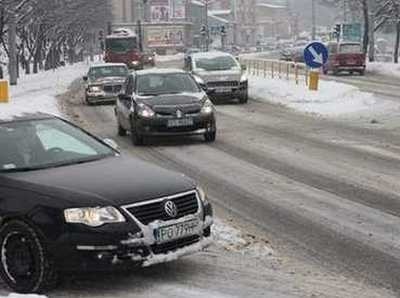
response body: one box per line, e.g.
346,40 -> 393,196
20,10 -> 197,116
304,42 -> 329,68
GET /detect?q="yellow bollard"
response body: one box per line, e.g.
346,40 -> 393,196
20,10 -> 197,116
309,70 -> 319,91
0,80 -> 9,103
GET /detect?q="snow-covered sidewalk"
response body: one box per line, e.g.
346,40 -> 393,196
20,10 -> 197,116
0,63 -> 87,119
367,62 -> 400,78
248,75 -> 395,117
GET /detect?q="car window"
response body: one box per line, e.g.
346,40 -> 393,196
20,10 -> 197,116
0,119 -> 114,172
194,55 -> 240,71
136,73 -> 200,96
339,44 -> 362,54
89,66 -> 128,79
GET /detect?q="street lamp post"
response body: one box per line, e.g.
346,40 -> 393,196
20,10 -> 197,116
8,10 -> 18,85
205,0 -> 209,51
311,0 -> 316,40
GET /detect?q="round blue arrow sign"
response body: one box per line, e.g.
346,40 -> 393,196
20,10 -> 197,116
304,42 -> 329,68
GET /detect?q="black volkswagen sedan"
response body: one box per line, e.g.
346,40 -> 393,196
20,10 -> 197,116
0,113 -> 213,293
115,69 -> 216,145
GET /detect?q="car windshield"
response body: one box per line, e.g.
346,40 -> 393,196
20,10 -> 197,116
105,37 -> 137,53
340,44 -> 362,53
136,73 -> 200,96
0,118 -> 115,172
89,66 -> 128,79
194,55 -> 239,71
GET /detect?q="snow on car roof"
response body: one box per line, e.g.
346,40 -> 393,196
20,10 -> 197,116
90,63 -> 127,68
191,51 -> 233,59
135,68 -> 186,75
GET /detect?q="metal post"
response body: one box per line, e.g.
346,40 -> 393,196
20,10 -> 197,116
8,12 -> 17,85
205,0 -> 209,51
311,0 -> 316,40
368,0 -> 375,62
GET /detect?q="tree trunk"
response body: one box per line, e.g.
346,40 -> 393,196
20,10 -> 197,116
394,21 -> 400,64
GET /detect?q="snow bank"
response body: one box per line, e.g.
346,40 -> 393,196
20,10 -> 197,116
249,75 -> 377,116
367,62 -> 400,78
0,63 -> 87,120
213,219 -> 273,258
2,294 -> 46,298
155,53 -> 184,63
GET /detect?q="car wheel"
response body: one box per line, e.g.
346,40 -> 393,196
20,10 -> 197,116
130,119 -> 144,146
359,69 -> 365,76
323,68 -> 328,75
239,91 -> 248,104
118,122 -> 127,136
204,131 -> 216,143
0,220 -> 58,293
85,96 -> 92,106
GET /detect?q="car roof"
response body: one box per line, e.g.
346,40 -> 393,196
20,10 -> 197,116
191,51 -> 234,59
135,68 -> 187,76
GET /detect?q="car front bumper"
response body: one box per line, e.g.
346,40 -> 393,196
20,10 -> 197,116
86,92 -> 118,103
136,114 -> 216,137
48,202 -> 213,272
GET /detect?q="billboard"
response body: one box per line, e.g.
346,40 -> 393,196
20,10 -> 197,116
171,0 -> 186,19
147,25 -> 185,48
342,23 -> 362,42
150,0 -> 170,22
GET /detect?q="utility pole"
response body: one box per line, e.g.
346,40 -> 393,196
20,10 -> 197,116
205,0 -> 209,51
368,0 -> 375,62
8,11 -> 18,85
311,0 -> 316,40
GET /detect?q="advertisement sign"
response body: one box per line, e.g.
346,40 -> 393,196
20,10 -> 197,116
147,26 -> 185,48
151,0 -> 170,22
171,0 -> 186,19
342,23 -> 362,42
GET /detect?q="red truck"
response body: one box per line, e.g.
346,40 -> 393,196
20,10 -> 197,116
104,28 -> 144,70
323,42 -> 366,75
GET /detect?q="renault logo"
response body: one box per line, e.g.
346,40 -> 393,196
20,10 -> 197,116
164,200 -> 178,218
176,109 -> 183,118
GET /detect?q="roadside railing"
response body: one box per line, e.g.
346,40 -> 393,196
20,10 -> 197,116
239,58 -> 310,86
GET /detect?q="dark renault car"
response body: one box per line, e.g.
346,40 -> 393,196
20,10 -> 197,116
0,114 -> 213,293
115,69 -> 217,145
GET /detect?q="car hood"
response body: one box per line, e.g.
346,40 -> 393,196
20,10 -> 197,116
6,156 -> 196,207
137,92 -> 204,108
193,69 -> 242,83
89,77 -> 126,85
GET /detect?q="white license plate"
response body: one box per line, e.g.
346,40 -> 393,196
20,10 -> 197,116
154,219 -> 200,243
215,87 -> 232,93
167,118 -> 193,127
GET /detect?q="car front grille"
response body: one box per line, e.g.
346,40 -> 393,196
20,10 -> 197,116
103,85 -> 122,93
124,192 -> 199,225
151,235 -> 200,255
207,81 -> 239,88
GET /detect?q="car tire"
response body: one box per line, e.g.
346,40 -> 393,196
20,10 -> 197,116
359,69 -> 365,76
85,96 -> 92,106
204,131 -> 216,143
0,220 -> 58,293
118,122 -> 127,136
239,91 -> 248,104
130,119 -> 144,146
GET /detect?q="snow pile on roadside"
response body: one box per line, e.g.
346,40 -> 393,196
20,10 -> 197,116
249,75 -> 377,116
367,62 -> 400,78
155,53 -> 184,63
0,63 -> 87,120
213,219 -> 273,258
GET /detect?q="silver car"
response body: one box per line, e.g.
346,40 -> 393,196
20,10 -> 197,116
188,51 -> 248,104
83,63 -> 129,105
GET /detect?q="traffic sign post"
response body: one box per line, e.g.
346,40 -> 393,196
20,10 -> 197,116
303,42 -> 329,91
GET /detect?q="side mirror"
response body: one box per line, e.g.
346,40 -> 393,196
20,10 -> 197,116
241,64 -> 247,71
103,138 -> 120,152
83,76 -> 88,81
206,88 -> 216,95
118,93 -> 131,101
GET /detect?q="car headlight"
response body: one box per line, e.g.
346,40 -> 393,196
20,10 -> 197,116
137,103 -> 155,118
89,86 -> 102,92
201,99 -> 214,114
196,186 -> 210,205
240,74 -> 248,83
64,206 -> 126,227
132,61 -> 140,65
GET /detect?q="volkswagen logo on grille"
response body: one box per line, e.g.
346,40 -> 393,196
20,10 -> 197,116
176,109 -> 183,118
164,200 -> 178,218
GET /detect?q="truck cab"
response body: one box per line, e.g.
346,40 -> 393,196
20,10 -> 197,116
323,42 -> 366,75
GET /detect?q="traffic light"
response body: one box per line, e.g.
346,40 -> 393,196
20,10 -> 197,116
220,25 -> 226,36
200,25 -> 207,36
334,24 -> 341,38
